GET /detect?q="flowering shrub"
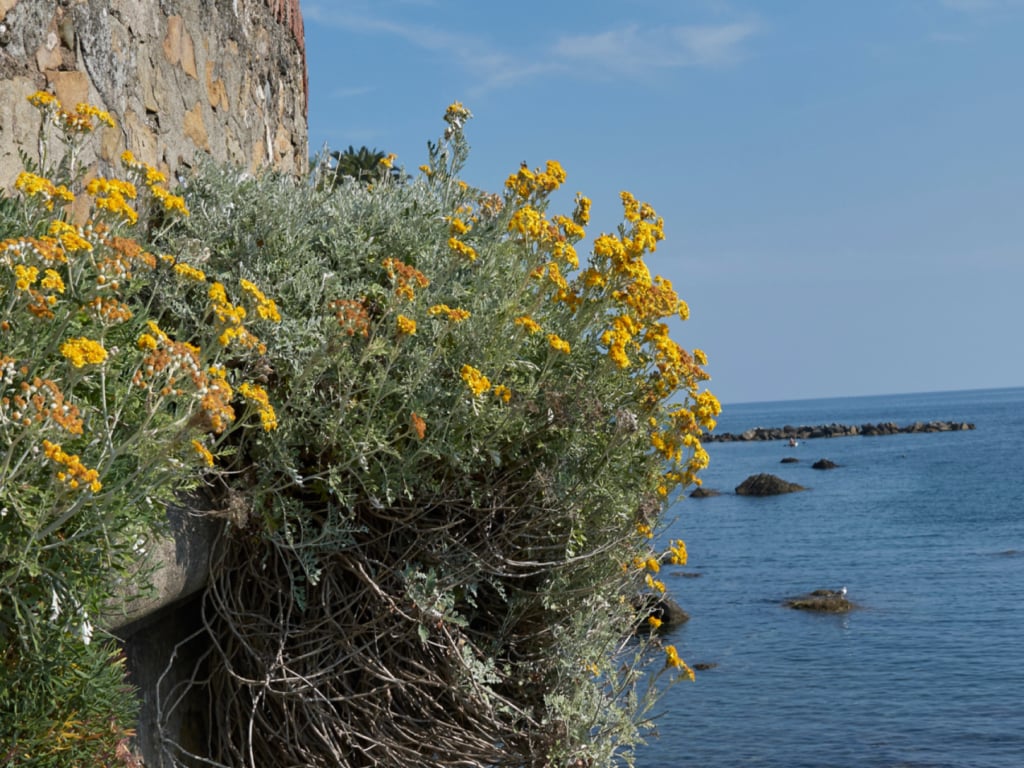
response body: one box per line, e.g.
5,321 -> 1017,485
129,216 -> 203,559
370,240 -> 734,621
158,102 -> 719,766
3,91 -> 719,766
0,93 -> 281,765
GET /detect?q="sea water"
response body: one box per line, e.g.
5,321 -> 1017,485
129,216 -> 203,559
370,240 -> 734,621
641,387 -> 1024,768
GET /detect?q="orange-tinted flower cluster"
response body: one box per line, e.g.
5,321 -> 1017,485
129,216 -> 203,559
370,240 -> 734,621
329,298 -> 371,337
0,362 -> 83,435
42,439 -> 101,493
382,258 -> 430,301
133,321 -> 205,399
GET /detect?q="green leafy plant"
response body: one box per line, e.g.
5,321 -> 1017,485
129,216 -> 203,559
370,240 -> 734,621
1,92 -> 281,765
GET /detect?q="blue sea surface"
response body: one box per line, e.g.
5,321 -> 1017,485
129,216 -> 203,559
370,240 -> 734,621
642,387 -> 1024,768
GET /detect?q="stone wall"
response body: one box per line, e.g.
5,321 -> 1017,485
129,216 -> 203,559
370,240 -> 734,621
0,0 -> 307,189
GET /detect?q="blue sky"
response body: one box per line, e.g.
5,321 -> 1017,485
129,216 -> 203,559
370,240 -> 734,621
302,0 -> 1024,405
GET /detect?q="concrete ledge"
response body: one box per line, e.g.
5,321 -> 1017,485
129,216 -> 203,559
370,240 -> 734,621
104,503 -> 219,634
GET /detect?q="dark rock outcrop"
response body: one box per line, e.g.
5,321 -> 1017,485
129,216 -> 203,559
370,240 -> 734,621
690,487 -> 721,498
780,456 -> 799,464
633,594 -> 690,631
783,588 -> 855,613
812,458 -> 839,470
735,473 -> 805,496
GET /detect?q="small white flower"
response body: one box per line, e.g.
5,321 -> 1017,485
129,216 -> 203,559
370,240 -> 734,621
79,615 -> 93,645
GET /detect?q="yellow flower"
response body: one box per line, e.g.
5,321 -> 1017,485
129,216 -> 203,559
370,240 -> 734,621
40,269 -> 65,294
60,337 -> 108,368
664,645 -> 695,681
669,539 -> 688,566
444,101 -> 472,125
460,364 -> 491,397
396,315 -> 417,336
636,522 -> 653,539
514,316 -> 541,335
48,221 -> 92,252
447,237 -> 477,262
547,333 -> 571,355
410,412 -> 426,440
428,304 -> 471,323
492,384 -> 512,403
379,153 -> 397,168
174,262 -> 207,282
13,264 -> 39,291
237,382 -> 278,431
647,616 -> 663,630
191,439 -> 215,467
573,193 -> 591,226
239,278 -> 281,322
28,91 -> 57,109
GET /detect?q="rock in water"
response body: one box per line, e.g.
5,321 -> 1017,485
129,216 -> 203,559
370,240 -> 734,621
783,588 -> 856,613
690,487 -> 721,498
812,458 -> 839,470
735,473 -> 805,496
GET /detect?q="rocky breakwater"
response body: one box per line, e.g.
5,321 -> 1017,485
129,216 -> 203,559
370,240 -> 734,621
704,420 -> 975,443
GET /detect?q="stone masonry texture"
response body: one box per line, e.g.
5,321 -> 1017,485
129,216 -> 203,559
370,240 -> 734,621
0,0 -> 308,189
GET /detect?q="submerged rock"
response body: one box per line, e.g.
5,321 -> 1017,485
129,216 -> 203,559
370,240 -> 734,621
812,458 -> 839,470
633,594 -> 690,631
735,473 -> 805,496
690,487 -> 721,498
780,456 -> 799,463
784,588 -> 856,613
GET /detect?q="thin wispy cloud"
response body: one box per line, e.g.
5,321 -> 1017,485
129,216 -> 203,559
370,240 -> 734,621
304,5 -> 758,94
940,0 -> 1024,10
553,22 -> 758,74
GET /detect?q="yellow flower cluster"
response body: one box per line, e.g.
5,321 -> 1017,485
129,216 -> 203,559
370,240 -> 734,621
240,278 -> 281,322
444,101 -> 472,126
209,281 -> 264,352
59,337 -> 108,368
396,314 -> 417,336
48,221 -> 92,254
14,171 -> 74,211
28,91 -> 114,134
667,539 -> 687,566
237,382 -> 278,431
664,645 -> 695,681
174,262 -> 207,282
514,315 -> 542,335
191,439 -> 215,467
447,236 -> 478,262
86,177 -> 139,225
546,333 -> 571,355
459,364 -> 491,397
428,304 -> 471,323
504,160 -> 566,200
492,384 -> 512,403
121,150 -> 190,217
42,439 -> 101,493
